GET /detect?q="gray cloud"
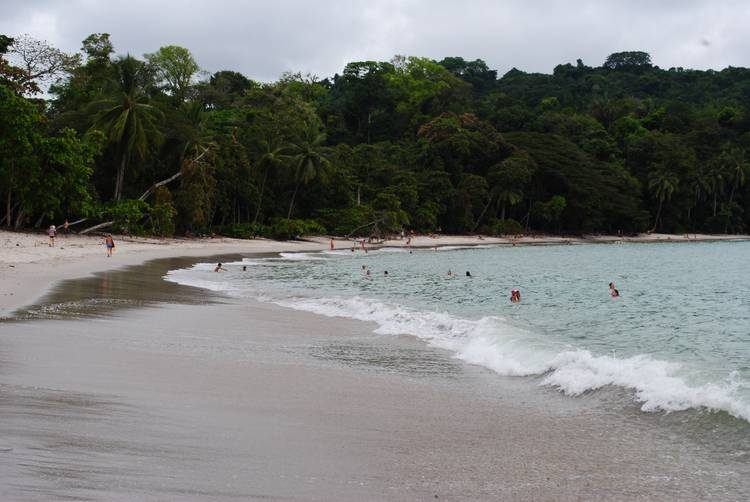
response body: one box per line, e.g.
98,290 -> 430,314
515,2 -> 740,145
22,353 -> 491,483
2,0 -> 749,82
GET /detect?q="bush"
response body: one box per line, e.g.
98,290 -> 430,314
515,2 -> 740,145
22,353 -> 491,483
215,222 -> 267,239
150,187 -> 177,236
268,218 -> 326,240
491,218 -> 524,236
102,199 -> 150,235
316,206 -> 374,236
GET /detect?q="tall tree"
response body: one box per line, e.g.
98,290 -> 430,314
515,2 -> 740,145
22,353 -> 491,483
648,169 -> 679,232
145,45 -> 199,102
90,55 -> 163,200
286,126 -> 330,218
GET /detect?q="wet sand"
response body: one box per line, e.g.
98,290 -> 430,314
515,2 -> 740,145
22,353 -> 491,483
1,257 -> 748,500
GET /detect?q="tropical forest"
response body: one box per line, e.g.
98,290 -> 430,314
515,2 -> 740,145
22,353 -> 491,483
1,34 -> 749,238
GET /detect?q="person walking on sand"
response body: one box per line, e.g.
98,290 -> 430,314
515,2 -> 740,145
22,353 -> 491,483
103,234 -> 115,257
47,225 -> 56,247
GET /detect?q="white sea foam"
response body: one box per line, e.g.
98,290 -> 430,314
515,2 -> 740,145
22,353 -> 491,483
435,244 -> 497,251
164,266 -> 750,422
273,294 -> 750,421
278,252 -> 325,261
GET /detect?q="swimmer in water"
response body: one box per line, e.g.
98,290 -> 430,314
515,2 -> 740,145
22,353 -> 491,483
447,269 -> 454,277
465,271 -> 472,277
609,282 -> 620,298
384,270 -> 389,276
242,265 -> 247,271
214,263 -> 225,272
510,289 -> 521,303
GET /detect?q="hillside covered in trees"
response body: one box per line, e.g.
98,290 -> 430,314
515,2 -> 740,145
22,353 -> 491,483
1,34 -> 749,238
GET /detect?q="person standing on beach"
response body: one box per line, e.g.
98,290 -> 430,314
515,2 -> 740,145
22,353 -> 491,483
47,225 -> 56,247
330,238 -> 335,250
104,234 -> 115,257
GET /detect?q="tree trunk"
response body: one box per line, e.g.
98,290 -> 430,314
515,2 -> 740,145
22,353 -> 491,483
713,192 -> 717,217
114,155 -> 127,201
650,198 -> 663,233
5,189 -> 11,228
287,181 -> 300,219
80,220 -> 114,234
14,208 -> 25,229
252,166 -> 269,226
501,202 -> 506,221
471,195 -> 493,232
139,170 -> 182,201
724,182 -> 738,233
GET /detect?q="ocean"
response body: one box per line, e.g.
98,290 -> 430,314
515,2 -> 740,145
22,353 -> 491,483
166,240 -> 750,424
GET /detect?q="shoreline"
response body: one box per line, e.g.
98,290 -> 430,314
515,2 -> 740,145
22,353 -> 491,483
2,229 -> 749,315
2,250 -> 748,499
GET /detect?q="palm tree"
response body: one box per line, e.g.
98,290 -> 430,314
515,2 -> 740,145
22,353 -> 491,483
285,126 -> 330,219
721,147 -> 749,232
705,162 -> 726,217
252,136 -> 288,226
648,169 -> 679,232
90,55 -> 163,201
496,188 -> 523,221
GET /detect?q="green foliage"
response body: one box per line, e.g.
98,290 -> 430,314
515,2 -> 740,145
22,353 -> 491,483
149,187 -> 176,236
490,218 -> 524,236
144,45 -> 199,102
316,206 -> 375,236
603,51 -> 652,70
2,34 -> 749,237
268,218 -> 326,240
102,199 -> 150,234
215,222 -> 266,239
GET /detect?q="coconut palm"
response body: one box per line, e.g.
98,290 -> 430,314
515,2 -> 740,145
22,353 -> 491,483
720,146 -> 749,232
648,168 -> 679,232
252,136 -> 288,226
285,126 -> 330,219
90,55 -> 163,200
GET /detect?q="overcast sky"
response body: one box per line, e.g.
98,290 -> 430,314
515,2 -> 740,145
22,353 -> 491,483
2,0 -> 749,81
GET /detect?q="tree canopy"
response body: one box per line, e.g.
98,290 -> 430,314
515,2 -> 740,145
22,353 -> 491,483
2,35 -> 749,237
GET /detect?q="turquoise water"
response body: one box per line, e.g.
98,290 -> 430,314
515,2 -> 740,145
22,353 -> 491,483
166,241 -> 750,422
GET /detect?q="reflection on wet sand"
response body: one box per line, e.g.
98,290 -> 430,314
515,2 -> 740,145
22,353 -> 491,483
7,255 -> 241,321
310,342 -> 462,377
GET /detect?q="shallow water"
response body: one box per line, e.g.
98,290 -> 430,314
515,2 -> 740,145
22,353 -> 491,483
166,241 -> 750,424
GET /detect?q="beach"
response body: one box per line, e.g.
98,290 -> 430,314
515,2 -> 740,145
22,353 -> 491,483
3,229 -> 747,316
1,230 -> 749,500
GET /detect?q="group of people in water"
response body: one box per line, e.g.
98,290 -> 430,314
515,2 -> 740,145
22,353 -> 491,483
213,252 -> 622,304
